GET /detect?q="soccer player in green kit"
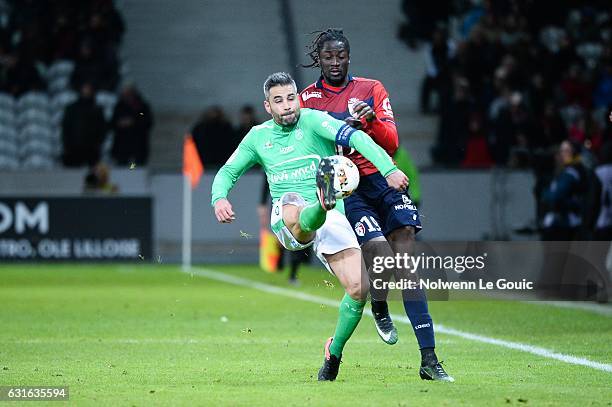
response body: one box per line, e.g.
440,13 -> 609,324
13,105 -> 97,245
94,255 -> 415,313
211,72 -> 409,381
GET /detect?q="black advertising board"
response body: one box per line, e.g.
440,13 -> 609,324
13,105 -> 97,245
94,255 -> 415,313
0,197 -> 152,261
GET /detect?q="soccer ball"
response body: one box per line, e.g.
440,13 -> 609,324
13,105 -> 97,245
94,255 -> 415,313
328,155 -> 360,199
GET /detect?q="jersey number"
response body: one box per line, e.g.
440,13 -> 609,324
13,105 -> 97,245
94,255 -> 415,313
360,216 -> 381,232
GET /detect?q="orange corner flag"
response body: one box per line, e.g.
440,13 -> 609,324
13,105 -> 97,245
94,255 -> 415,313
183,134 -> 203,189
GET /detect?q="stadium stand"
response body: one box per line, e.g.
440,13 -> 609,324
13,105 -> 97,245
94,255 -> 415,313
0,0 -> 127,169
398,0 -> 612,169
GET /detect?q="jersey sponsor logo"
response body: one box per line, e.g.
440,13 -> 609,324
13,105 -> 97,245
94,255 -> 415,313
301,91 -> 322,101
354,222 -> 366,237
394,202 -> 417,211
279,145 -> 294,154
268,155 -> 321,184
402,195 -> 412,204
294,129 -> 303,140
264,141 -> 273,149
382,97 -> 394,118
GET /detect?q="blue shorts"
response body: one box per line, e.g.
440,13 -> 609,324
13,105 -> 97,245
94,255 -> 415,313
344,172 -> 422,245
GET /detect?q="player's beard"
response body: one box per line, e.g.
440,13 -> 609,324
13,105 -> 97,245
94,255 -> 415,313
276,110 -> 299,126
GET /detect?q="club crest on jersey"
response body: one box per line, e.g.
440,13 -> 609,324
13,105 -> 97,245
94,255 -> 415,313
301,91 -> 322,101
294,129 -> 303,140
347,97 -> 362,118
382,97 -> 394,117
354,222 -> 366,237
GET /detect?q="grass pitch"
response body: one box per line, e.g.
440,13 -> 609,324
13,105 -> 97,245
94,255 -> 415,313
1,263 -> 611,406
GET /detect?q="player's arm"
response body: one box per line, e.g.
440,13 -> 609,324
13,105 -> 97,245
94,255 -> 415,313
307,110 -> 408,190
350,82 -> 399,154
211,132 -> 259,223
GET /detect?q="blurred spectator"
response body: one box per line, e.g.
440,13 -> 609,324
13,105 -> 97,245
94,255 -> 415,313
432,76 -> 472,166
461,112 -> 493,168
593,143 -> 612,240
61,82 -> 107,167
71,39 -> 119,91
236,105 -> 259,139
111,84 -> 153,166
191,106 -> 238,169
540,140 -> 589,240
420,26 -> 455,114
83,162 -> 118,194
0,51 -> 45,95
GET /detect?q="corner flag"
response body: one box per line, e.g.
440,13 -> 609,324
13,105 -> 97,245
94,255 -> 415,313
183,134 -> 203,189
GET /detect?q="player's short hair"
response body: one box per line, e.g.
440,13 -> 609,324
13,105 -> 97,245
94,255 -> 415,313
303,28 -> 350,68
263,72 -> 297,99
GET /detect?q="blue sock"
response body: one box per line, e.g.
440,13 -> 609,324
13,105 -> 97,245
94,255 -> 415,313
402,288 -> 435,349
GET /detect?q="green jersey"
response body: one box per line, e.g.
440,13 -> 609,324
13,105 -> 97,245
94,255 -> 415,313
211,108 -> 397,210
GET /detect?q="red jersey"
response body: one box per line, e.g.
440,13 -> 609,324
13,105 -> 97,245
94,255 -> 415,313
300,75 -> 399,176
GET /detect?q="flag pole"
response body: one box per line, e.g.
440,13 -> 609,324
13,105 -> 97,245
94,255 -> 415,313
182,173 -> 192,271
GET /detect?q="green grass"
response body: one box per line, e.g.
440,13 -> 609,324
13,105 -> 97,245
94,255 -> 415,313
0,264 -> 611,406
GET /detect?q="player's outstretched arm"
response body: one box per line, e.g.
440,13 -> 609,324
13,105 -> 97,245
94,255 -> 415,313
210,131 -> 259,216
306,109 -> 407,190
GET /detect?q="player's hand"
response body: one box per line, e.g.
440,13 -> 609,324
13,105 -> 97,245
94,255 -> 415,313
214,198 -> 236,223
385,169 -> 409,191
351,101 -> 376,122
344,117 -> 363,129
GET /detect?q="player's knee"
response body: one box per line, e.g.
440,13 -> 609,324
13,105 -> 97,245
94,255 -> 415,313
346,278 -> 368,300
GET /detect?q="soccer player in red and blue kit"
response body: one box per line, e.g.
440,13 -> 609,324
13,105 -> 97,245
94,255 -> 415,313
300,29 -> 453,381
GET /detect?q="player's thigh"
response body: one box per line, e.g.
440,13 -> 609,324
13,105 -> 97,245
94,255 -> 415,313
270,193 -> 315,250
313,210 -> 367,300
344,191 -> 385,245
378,187 -> 422,237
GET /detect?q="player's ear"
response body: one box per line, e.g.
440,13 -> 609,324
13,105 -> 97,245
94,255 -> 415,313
264,100 -> 271,115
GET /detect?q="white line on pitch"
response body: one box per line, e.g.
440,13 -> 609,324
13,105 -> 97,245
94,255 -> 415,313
525,300 -> 612,316
188,267 -> 612,374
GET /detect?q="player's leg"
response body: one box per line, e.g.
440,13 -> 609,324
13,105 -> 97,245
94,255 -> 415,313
362,236 -> 399,344
387,225 -> 453,382
283,157 -> 338,242
344,175 -> 398,345
314,210 -> 368,381
318,248 -> 368,381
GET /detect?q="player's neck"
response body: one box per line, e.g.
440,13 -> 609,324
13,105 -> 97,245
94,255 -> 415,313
322,77 -> 349,90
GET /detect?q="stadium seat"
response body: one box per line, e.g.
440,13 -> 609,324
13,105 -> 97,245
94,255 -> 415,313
51,90 -> 78,114
48,60 -> 75,81
48,76 -> 71,94
22,153 -> 55,169
0,92 -> 15,111
0,108 -> 16,128
17,92 -> 50,113
17,108 -> 51,129
96,91 -> 117,121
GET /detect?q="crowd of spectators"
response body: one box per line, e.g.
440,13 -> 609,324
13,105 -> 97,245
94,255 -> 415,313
0,0 -> 152,170
399,0 -> 612,170
0,0 -> 123,95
